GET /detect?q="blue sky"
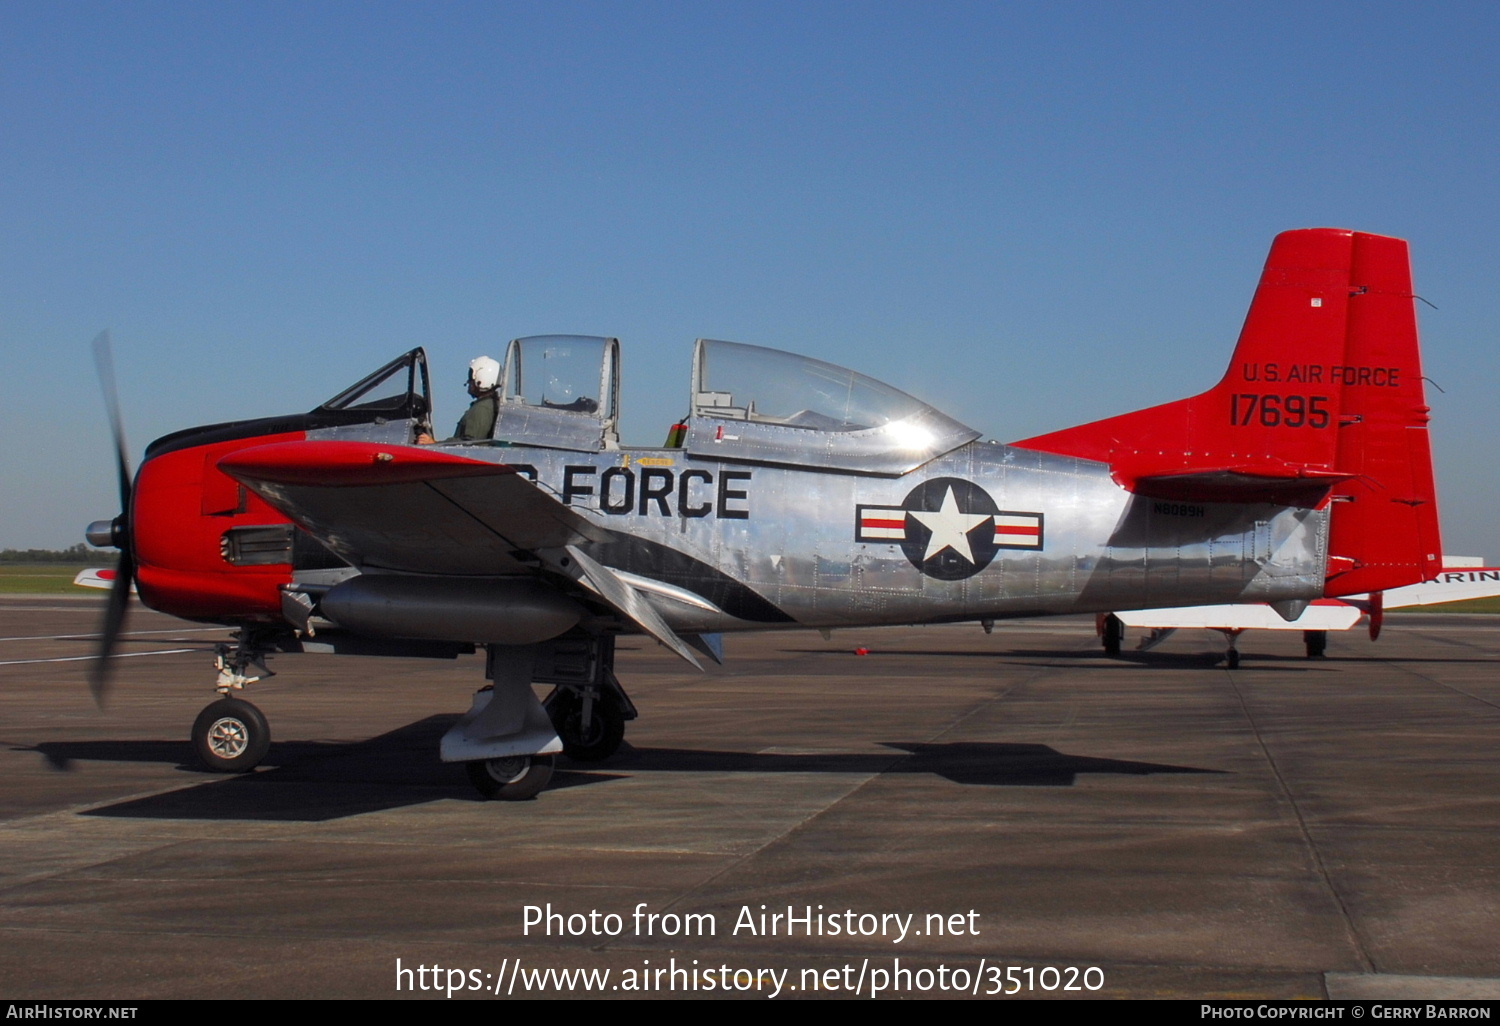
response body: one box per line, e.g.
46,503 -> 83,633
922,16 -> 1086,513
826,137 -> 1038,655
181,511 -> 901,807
3,1 -> 1497,558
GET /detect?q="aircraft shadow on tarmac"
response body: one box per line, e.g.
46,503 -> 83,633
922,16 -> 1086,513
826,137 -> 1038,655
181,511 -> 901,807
788,646 -> 1500,667
18,716 -> 1219,823
786,647 -> 1331,670
602,742 -> 1220,789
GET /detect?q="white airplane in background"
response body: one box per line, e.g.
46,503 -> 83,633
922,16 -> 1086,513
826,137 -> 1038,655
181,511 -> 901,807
1102,558 -> 1499,666
73,567 -> 131,591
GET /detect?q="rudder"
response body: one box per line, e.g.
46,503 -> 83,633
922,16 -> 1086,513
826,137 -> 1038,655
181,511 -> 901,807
1321,232 -> 1441,595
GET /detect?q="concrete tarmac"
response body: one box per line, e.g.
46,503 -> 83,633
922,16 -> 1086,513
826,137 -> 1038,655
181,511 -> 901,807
1,596 -> 1498,1000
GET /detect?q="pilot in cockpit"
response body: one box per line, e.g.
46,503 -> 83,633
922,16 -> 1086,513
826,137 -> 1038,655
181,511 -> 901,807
416,356 -> 501,444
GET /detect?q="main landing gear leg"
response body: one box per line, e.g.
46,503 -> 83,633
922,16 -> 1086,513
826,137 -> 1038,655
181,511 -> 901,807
1098,613 -> 1124,657
446,635 -> 637,800
192,628 -> 276,773
542,634 -> 635,763
1222,629 -> 1243,670
443,644 -> 561,801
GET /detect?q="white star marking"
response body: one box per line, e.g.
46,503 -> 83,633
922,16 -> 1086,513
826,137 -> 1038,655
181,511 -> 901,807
908,486 -> 991,564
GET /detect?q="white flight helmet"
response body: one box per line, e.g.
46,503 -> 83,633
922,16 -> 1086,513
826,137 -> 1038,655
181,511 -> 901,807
468,355 -> 501,392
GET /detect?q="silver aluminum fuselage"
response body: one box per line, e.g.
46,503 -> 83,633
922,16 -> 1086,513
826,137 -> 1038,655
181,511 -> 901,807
453,438 -> 1327,634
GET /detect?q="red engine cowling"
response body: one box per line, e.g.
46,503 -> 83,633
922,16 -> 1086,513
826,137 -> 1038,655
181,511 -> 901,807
101,347 -> 432,626
132,431 -> 305,622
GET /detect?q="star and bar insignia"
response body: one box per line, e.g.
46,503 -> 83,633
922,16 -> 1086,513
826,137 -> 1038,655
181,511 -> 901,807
856,477 -> 1043,581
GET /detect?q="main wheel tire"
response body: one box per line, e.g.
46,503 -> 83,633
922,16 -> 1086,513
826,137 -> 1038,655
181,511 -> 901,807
544,689 -> 626,762
192,698 -> 271,773
1226,649 -> 1241,669
1304,630 -> 1328,658
466,755 -> 554,801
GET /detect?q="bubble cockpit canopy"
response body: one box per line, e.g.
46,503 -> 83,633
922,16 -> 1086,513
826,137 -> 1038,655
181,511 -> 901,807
680,339 -> 977,473
444,334 -> 974,471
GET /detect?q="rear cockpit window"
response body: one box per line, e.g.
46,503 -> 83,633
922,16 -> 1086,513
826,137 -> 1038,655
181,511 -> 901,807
693,339 -> 930,432
681,339 -> 979,472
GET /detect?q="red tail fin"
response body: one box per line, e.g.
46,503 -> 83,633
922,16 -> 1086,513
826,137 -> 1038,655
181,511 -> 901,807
1012,228 -> 1441,594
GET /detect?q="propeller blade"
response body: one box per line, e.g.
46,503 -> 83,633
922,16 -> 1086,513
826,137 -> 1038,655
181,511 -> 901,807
88,548 -> 133,707
91,330 -> 132,512
88,330 -> 136,707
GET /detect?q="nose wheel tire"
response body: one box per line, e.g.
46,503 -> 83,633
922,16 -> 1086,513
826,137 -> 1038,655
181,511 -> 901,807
466,755 -> 555,801
192,698 -> 271,773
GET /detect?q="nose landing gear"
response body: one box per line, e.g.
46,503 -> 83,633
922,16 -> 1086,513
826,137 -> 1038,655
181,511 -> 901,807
191,629 -> 277,773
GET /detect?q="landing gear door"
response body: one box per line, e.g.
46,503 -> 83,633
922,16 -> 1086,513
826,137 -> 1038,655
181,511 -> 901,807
494,335 -> 620,452
314,347 -> 433,442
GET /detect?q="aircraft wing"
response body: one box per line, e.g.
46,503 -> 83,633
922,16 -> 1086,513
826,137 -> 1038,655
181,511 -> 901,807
1352,568 -> 1500,609
219,441 -> 609,575
1115,601 -> 1363,632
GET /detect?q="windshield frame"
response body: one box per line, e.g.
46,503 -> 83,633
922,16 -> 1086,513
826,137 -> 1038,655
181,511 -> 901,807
490,335 -> 621,451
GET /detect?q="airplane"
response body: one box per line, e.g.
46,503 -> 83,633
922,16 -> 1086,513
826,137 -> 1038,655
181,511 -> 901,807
1098,560 -> 1497,666
84,227 -> 1442,800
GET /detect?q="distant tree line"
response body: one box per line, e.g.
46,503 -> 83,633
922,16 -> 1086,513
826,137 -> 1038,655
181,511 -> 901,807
0,543 -> 114,564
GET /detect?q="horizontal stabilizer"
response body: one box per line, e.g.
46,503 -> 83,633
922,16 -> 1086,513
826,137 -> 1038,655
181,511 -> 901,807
1131,467 -> 1356,507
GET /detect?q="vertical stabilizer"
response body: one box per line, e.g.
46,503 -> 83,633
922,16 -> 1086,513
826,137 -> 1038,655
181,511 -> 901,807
1012,228 -> 1441,594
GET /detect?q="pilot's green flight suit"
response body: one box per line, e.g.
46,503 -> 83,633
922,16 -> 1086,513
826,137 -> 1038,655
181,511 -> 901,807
451,392 -> 498,441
